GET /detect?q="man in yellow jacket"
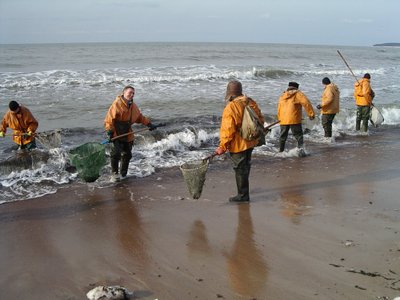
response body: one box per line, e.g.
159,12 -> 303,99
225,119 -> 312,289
104,85 -> 156,182
354,73 -> 374,132
215,80 -> 265,202
317,77 -> 340,137
277,82 -> 315,152
0,101 -> 38,150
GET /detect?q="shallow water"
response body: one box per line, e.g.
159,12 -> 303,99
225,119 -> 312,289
0,42 -> 399,202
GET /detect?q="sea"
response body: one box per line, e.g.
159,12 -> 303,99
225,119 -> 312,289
0,42 -> 399,203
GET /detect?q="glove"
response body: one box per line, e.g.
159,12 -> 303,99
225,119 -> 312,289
147,123 -> 157,131
316,104 -> 322,110
215,147 -> 226,155
0,132 -> 4,138
106,130 -> 113,142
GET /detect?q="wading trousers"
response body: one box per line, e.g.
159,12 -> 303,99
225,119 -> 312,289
110,140 -> 133,177
279,124 -> 303,152
356,105 -> 371,132
321,114 -> 336,137
229,148 -> 253,202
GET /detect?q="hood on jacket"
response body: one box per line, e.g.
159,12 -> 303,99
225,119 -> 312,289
281,89 -> 298,100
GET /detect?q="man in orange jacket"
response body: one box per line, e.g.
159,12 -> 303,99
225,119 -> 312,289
354,73 -> 374,132
317,77 -> 340,137
104,85 -> 156,182
0,101 -> 38,150
215,80 -> 265,202
277,82 -> 315,152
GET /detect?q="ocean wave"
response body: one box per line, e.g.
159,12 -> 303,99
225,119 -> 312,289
0,66 -> 297,89
0,65 -> 391,90
2,109 -> 400,204
303,67 -> 386,76
252,68 -> 295,78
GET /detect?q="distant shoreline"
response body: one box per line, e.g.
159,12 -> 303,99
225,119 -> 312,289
373,42 -> 400,46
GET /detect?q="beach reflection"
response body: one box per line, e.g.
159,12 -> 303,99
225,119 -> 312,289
225,204 -> 268,297
187,219 -> 212,256
113,186 -> 150,266
279,190 -> 311,224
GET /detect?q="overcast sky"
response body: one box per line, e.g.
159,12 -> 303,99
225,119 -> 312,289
0,0 -> 399,46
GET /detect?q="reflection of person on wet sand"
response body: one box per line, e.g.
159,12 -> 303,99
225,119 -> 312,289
224,204 -> 268,297
280,190 -> 311,225
113,187 -> 150,265
187,220 -> 212,256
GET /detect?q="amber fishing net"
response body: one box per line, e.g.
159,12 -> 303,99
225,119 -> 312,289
180,159 -> 209,199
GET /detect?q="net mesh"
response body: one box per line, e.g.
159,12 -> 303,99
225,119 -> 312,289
69,142 -> 107,182
35,130 -> 62,149
180,159 -> 209,199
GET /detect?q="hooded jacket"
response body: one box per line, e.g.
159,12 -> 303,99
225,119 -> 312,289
277,89 -> 315,125
0,105 -> 38,145
320,83 -> 340,114
104,95 -> 150,143
219,95 -> 265,153
354,78 -> 373,106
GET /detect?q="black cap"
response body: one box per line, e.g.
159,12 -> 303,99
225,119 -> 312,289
322,77 -> 331,85
364,73 -> 371,79
9,101 -> 20,111
288,82 -> 299,89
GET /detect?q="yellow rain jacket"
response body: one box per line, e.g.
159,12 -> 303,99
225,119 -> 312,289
218,95 -> 265,153
104,95 -> 150,143
320,83 -> 340,114
277,89 -> 315,125
354,78 -> 373,106
0,106 -> 38,145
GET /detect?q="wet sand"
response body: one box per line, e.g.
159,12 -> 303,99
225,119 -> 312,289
1,128 -> 400,299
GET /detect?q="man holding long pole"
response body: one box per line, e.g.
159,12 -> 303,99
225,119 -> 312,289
337,50 -> 375,132
104,85 -> 156,182
354,73 -> 374,132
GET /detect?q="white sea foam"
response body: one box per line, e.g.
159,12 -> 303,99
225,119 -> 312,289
1,42 -> 399,203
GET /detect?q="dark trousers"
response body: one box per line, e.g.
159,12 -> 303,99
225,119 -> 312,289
279,124 -> 303,152
321,114 -> 336,137
110,140 -> 133,177
19,139 -> 37,151
229,148 -> 253,201
356,105 -> 370,132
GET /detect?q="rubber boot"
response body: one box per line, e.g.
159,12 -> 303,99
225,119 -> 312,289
324,126 -> 332,137
279,142 -> 285,152
361,120 -> 368,132
111,157 -> 119,174
229,170 -> 250,202
355,120 -> 361,131
120,157 -> 130,178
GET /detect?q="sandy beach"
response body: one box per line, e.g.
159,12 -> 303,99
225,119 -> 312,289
1,128 -> 400,300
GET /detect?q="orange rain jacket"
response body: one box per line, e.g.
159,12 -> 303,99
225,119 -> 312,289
354,78 -> 373,106
277,89 -> 315,125
0,106 -> 38,145
104,95 -> 150,143
320,83 -> 340,114
218,95 -> 265,153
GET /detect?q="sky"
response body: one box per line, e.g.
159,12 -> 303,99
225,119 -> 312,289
0,0 -> 399,46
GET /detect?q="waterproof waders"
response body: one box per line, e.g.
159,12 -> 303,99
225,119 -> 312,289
229,148 -> 253,202
110,140 -> 133,177
356,105 -> 370,132
279,124 -> 304,152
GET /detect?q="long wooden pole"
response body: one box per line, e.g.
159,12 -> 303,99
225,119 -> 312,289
105,123 -> 166,143
337,50 -> 360,84
264,120 -> 280,132
110,127 -> 149,141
